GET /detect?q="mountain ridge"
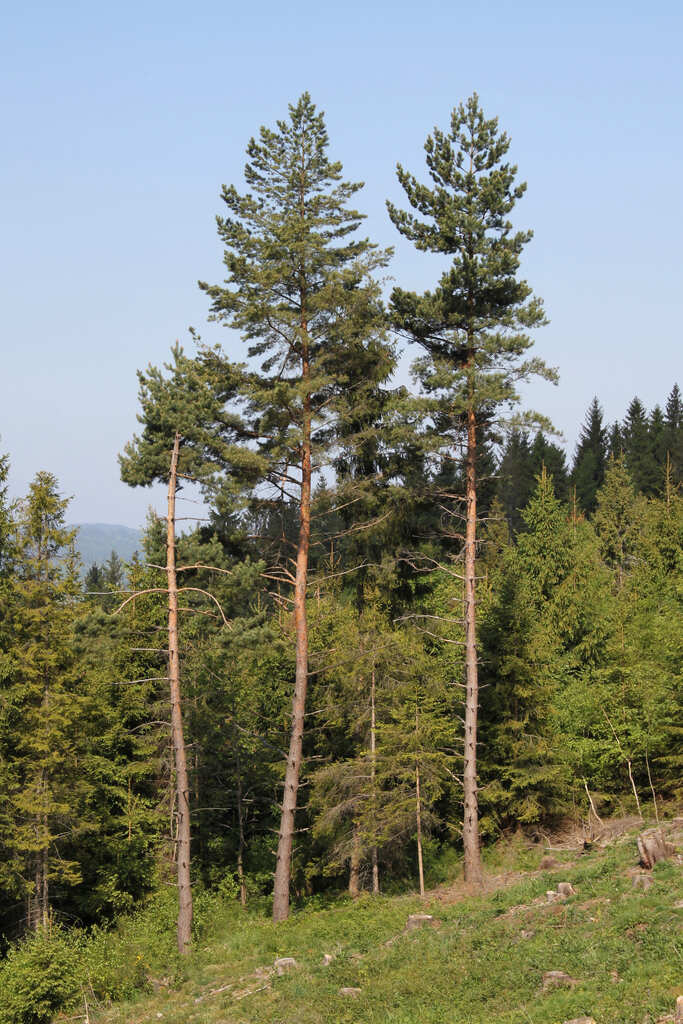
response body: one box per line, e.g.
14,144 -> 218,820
70,522 -> 142,567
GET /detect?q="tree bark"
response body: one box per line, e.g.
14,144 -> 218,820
167,432 -> 193,954
370,664 -> 380,894
236,748 -> 247,908
272,322 -> 311,922
416,762 -> 425,897
349,822 -> 361,898
462,406 -> 483,885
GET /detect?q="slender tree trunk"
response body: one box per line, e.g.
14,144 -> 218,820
40,838 -> 48,929
463,406 -> 483,885
370,664 -> 380,894
236,748 -> 247,908
167,432 -> 193,954
273,323 -> 311,922
349,822 -> 361,898
416,762 -> 425,897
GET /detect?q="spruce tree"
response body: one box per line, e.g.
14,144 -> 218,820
648,404 -> 667,493
387,93 -> 555,883
608,420 -> 624,460
1,473 -> 89,930
623,396 -> 655,495
496,430 -> 536,534
663,383 -> 682,484
571,397 -> 607,513
592,457 -> 646,589
531,431 -> 568,500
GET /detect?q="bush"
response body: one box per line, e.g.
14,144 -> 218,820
0,927 -> 79,1024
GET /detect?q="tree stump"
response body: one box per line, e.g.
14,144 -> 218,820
637,829 -> 675,869
542,970 -> 579,991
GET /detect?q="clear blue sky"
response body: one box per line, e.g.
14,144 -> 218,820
2,0 -> 680,527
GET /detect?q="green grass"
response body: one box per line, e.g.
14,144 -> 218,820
85,830 -> 681,1024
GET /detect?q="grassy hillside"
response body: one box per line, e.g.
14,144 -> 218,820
69,822 -> 682,1024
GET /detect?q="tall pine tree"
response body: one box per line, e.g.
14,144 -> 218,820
198,93 -> 394,920
387,94 -> 555,883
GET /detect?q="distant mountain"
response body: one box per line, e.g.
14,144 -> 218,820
71,523 -> 142,569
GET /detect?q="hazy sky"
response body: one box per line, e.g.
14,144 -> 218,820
2,0 -> 680,527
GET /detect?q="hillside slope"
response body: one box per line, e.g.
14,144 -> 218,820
89,822 -> 681,1024
70,523 -> 142,568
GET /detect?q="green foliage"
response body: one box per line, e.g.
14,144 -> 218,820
193,91 -> 395,519
572,397 -> 608,513
0,927 -> 79,1024
388,93 -> 556,450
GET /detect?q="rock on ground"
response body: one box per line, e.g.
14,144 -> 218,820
542,970 -> 579,991
274,957 -> 297,975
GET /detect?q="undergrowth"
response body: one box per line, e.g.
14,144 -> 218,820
0,828 -> 680,1024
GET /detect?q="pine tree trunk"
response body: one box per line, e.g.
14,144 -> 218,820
416,763 -> 425,897
463,406 -> 483,885
370,664 -> 380,894
349,823 -> 361,898
167,432 -> 193,954
272,327 -> 311,922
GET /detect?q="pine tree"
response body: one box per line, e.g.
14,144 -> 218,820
387,94 -> 555,883
571,398 -> 607,513
198,93 -> 394,920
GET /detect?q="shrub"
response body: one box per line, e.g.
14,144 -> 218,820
0,927 -> 79,1024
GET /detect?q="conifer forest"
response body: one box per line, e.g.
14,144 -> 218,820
0,94 -> 680,1020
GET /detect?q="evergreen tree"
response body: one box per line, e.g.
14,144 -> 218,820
501,472 -> 615,820
496,430 -> 535,534
387,93 -> 555,883
663,383 -> 682,484
623,396 -> 657,495
83,563 -> 103,595
571,397 -> 607,513
531,431 -> 568,500
0,445 -> 13,574
0,474 -> 90,931
198,93 -> 394,920
592,458 -> 646,588
608,420 -> 623,460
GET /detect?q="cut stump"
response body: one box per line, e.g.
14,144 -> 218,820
638,829 -> 675,869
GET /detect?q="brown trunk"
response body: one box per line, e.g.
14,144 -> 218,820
463,406 -> 483,885
349,823 -> 361,898
167,432 -> 193,954
416,762 -> 425,897
370,664 -> 380,894
272,319 -> 311,922
236,750 -> 247,908
40,838 -> 48,929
